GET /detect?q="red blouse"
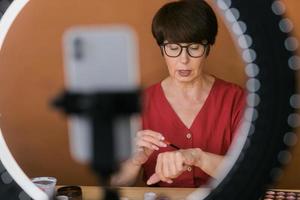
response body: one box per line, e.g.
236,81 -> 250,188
141,78 -> 246,187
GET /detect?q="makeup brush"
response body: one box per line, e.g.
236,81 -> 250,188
164,140 -> 180,150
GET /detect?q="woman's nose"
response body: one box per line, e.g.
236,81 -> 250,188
179,48 -> 189,63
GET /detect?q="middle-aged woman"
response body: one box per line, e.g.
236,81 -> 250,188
111,0 -> 245,188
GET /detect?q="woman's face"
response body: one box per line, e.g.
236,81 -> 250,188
162,42 -> 207,84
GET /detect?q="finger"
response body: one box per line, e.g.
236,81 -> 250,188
136,131 -> 166,148
169,153 -> 177,177
175,151 -> 183,172
156,154 -> 168,182
142,135 -> 167,148
142,130 -> 165,141
136,139 -> 159,150
146,173 -> 161,185
166,178 -> 173,184
163,153 -> 170,178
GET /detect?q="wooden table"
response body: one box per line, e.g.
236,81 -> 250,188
78,186 -> 202,200
61,186 -> 300,200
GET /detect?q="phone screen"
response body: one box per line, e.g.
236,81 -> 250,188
62,26 -> 140,163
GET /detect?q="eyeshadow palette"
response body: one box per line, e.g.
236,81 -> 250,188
262,190 -> 300,200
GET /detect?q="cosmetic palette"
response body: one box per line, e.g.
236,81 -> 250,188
262,190 -> 300,200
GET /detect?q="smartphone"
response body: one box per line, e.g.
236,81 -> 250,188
62,25 -> 140,164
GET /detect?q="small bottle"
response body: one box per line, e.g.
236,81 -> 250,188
144,192 -> 157,200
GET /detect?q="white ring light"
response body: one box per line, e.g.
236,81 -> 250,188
0,0 -> 48,199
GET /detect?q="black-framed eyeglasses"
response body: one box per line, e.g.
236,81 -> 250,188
161,42 -> 208,58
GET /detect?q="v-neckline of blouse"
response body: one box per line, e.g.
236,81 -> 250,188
158,78 -> 218,130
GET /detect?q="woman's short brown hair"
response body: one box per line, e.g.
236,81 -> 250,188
152,0 -> 218,55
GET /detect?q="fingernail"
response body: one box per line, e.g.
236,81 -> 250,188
161,142 -> 167,147
147,180 -> 152,185
160,136 -> 165,140
152,145 -> 159,150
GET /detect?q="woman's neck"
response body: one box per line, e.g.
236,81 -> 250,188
162,74 -> 214,102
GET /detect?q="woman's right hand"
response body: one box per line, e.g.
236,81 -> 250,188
131,130 -> 167,166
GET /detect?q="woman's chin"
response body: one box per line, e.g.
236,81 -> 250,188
174,76 -> 196,83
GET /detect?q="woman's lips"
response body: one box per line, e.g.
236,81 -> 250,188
178,70 -> 192,77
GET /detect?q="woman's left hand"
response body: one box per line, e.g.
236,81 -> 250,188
147,148 -> 201,185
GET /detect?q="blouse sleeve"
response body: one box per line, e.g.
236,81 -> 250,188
231,87 -> 246,136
